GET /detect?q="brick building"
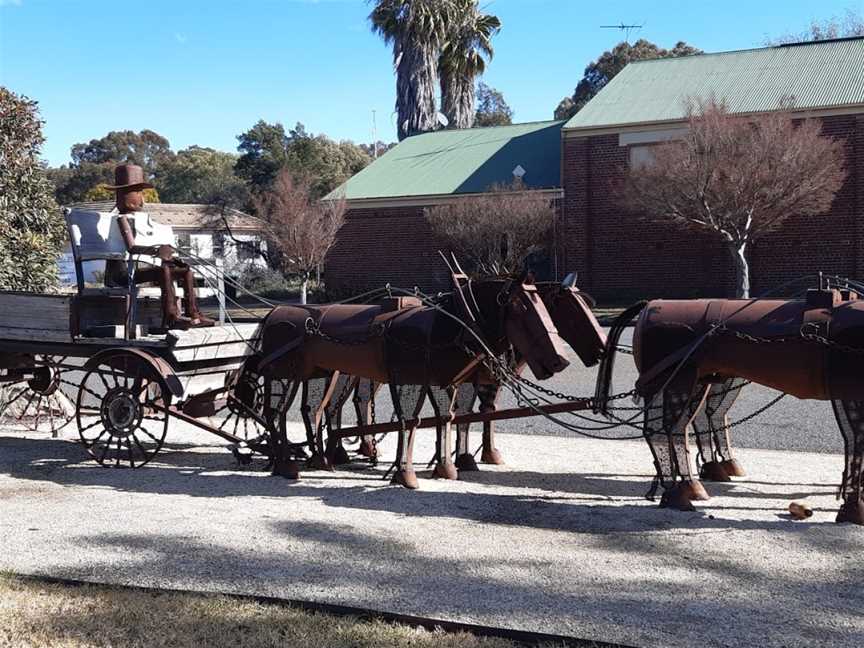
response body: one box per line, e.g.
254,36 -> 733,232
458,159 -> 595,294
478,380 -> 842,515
328,37 -> 864,301
325,120 -> 564,295
560,36 -> 864,301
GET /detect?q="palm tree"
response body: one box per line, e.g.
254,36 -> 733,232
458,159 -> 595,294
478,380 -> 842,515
369,0 -> 458,141
439,2 -> 501,130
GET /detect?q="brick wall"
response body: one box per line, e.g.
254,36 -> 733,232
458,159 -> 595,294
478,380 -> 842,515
560,114 -> 862,302
326,199 -> 564,298
324,205 -> 452,297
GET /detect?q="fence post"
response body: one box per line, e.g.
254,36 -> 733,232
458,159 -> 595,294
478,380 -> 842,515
216,257 -> 226,325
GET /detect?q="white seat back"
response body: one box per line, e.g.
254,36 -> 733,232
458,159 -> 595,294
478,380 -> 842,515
65,209 -> 128,261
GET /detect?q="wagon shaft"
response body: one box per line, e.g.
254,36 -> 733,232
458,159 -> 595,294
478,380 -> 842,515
331,399 -> 593,440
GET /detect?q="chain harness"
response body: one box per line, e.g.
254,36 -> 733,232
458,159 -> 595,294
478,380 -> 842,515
295,279 -> 864,441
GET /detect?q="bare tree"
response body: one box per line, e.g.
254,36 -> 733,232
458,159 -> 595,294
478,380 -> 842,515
253,170 -> 346,304
426,182 -> 554,275
620,99 -> 846,298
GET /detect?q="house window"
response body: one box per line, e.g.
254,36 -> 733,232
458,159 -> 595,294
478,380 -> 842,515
237,238 -> 262,261
174,231 -> 191,251
213,232 -> 225,258
190,234 -> 213,259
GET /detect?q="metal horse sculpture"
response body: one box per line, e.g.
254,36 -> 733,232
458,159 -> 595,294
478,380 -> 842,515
597,288 -> 864,524
302,276 -> 608,475
448,278 -> 607,470
257,272 -> 570,488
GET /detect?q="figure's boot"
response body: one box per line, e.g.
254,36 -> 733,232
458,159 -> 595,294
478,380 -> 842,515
181,267 -> 215,328
159,266 -> 190,330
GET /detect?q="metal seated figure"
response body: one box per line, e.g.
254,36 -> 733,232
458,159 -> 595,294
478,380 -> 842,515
66,164 -> 214,332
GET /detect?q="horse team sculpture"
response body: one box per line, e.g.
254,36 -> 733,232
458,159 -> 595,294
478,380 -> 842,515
242,265 -> 864,526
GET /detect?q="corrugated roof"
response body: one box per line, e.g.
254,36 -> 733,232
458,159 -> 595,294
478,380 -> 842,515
67,202 -> 264,231
326,120 -> 564,201
565,37 -> 864,131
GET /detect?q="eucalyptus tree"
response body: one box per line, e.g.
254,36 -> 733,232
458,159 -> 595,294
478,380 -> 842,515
439,1 -> 500,129
369,0 -> 459,140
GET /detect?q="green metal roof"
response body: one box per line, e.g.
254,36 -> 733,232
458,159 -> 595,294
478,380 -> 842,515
565,37 -> 864,131
327,120 -> 564,201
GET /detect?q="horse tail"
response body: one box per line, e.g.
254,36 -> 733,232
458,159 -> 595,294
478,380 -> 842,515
593,300 -> 648,415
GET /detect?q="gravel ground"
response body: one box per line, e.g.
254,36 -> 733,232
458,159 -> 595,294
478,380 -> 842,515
1,419 -> 862,648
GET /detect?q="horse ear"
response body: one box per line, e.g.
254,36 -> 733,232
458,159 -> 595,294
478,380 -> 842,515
562,272 -> 577,289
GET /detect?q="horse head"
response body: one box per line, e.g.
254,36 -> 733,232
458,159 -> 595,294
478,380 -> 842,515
473,272 -> 569,380
542,274 -> 607,368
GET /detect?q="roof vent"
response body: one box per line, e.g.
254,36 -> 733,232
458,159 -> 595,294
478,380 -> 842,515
512,164 -> 526,180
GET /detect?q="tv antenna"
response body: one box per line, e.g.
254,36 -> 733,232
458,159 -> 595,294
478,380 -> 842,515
600,22 -> 643,42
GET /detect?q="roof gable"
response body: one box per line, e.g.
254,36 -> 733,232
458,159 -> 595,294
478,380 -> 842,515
565,37 -> 864,131
327,120 -> 564,201
68,202 -> 264,231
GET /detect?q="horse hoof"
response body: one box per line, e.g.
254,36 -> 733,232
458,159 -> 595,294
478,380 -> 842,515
331,445 -> 351,466
720,458 -> 746,477
455,453 -> 479,471
700,461 -> 731,482
836,498 -> 864,525
271,460 -> 300,480
391,469 -> 419,489
683,479 -> 711,501
306,454 -> 332,471
432,461 -> 458,480
481,448 -> 504,465
659,483 -> 697,511
358,440 -> 378,459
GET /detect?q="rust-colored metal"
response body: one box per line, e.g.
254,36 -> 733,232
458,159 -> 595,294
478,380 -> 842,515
257,274 -> 571,487
598,287 -> 864,524
330,398 -> 592,440
105,164 -> 214,331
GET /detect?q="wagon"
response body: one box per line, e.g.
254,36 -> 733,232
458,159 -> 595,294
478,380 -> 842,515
0,209 -> 287,468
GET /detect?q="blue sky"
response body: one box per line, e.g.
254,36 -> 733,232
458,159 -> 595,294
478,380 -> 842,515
0,0 -> 860,166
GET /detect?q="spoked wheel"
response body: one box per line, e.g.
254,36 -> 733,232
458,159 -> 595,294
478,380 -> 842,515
0,355 -> 78,436
212,356 -> 283,443
76,353 -> 171,468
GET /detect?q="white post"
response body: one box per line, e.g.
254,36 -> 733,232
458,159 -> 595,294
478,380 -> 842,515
216,257 -> 226,325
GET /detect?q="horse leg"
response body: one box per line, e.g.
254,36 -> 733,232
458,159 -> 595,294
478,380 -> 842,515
353,379 -> 379,461
323,374 -> 355,466
643,374 -> 710,511
712,378 -> 747,477
427,385 -> 458,480
453,382 -> 479,471
269,379 -> 301,480
479,383 -> 504,465
694,379 -> 744,482
388,383 -> 426,489
302,375 -> 337,471
831,399 -> 864,525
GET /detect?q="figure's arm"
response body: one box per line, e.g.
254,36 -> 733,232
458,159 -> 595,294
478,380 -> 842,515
117,214 -> 158,255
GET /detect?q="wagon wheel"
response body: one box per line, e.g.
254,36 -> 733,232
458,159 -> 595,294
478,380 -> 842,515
211,356 -> 287,444
75,353 -> 170,468
0,355 -> 78,436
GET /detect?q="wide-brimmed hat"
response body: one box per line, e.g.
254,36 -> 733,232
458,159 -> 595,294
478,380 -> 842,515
104,164 -> 154,191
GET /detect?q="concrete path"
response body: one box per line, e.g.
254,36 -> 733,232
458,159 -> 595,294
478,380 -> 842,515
1,422 -> 862,648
